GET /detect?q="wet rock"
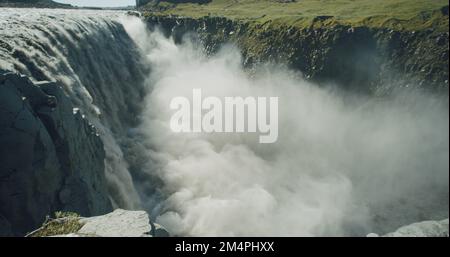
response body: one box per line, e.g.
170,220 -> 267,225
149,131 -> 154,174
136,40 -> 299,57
126,11 -> 141,18
153,223 -> 171,237
368,219 -> 449,237
383,219 -> 449,237
441,5 -> 449,16
0,214 -> 12,237
0,70 -> 112,236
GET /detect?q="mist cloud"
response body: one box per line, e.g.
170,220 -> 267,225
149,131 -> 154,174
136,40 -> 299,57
122,17 -> 449,236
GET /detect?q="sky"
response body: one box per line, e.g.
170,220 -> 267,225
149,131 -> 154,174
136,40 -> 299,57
55,0 -> 136,7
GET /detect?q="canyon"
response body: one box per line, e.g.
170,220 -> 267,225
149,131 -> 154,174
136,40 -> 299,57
0,2 -> 448,236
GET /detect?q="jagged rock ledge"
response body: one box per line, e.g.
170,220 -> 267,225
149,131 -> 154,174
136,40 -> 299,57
368,219 -> 449,237
27,209 -> 170,237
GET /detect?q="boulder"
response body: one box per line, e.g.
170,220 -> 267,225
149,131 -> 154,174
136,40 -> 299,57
32,209 -> 170,237
383,219 -> 449,237
78,209 -> 155,237
368,219 -> 449,237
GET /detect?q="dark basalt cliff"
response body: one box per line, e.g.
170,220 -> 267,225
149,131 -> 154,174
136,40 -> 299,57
0,70 -> 112,236
145,10 -> 449,94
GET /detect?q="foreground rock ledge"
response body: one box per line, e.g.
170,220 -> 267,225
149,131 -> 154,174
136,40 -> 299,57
29,209 -> 170,237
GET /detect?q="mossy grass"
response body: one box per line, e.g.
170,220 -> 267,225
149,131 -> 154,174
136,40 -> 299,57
142,0 -> 449,32
26,211 -> 83,237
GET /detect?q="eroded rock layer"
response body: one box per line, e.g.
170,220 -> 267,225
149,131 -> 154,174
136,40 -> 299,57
0,70 -> 112,236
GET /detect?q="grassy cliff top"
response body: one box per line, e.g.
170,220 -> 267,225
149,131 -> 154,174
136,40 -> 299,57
142,0 -> 449,31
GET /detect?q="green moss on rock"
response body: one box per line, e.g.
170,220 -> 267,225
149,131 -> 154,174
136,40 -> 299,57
26,212 -> 83,237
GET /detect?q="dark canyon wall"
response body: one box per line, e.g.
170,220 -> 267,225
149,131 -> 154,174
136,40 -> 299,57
145,11 -> 449,94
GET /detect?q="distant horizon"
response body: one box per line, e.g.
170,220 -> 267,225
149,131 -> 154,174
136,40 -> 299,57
54,0 -> 136,7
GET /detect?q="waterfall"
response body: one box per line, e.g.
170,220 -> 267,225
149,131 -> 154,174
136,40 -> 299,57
0,8 -> 145,210
123,17 -> 449,236
1,8 -> 448,236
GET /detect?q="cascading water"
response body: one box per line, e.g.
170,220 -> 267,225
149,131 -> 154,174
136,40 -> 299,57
0,9 -> 146,210
0,9 -> 448,236
122,17 -> 449,236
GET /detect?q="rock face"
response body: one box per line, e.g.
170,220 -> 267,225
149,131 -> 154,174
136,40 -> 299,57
146,15 -> 449,94
368,219 -> 449,237
77,209 -> 169,237
383,219 -> 449,237
0,70 -> 112,236
136,0 -> 152,7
